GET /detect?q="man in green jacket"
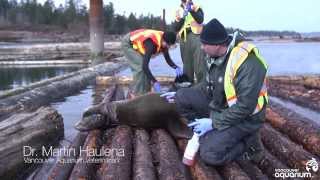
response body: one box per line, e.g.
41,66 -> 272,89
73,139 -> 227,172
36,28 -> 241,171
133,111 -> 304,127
173,0 -> 206,83
175,18 -> 268,165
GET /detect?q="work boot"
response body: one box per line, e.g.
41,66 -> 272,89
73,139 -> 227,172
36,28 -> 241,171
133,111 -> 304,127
75,100 -> 126,131
237,131 -> 265,163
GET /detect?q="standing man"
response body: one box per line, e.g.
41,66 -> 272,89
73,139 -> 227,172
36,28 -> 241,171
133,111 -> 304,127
121,29 -> 183,95
174,0 -> 205,83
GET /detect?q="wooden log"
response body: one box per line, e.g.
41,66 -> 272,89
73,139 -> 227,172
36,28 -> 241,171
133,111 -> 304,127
266,104 -> 320,156
216,162 -> 251,180
176,139 -> 223,180
151,129 -> 192,180
98,125 -> 133,180
0,107 -> 64,180
132,129 -> 157,180
268,75 -> 320,90
0,42 -> 121,62
0,59 -> 127,120
261,124 -> 320,178
96,76 -> 175,85
47,132 -> 88,180
254,149 -> 291,180
96,128 -> 115,180
236,160 -> 269,180
68,130 -> 103,180
268,80 -> 320,111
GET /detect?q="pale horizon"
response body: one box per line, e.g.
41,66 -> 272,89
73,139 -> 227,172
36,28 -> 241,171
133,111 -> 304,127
37,0 -> 320,33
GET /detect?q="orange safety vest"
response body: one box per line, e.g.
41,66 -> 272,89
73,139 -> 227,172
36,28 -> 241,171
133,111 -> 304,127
130,29 -> 163,55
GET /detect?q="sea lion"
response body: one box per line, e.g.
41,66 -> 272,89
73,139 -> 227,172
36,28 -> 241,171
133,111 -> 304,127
75,93 -> 193,139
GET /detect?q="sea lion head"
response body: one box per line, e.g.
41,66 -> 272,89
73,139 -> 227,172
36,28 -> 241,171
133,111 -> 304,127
75,114 -> 107,131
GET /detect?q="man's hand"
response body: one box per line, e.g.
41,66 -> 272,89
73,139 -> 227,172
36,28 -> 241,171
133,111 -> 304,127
160,92 -> 176,103
186,1 -> 193,12
188,118 -> 214,136
153,82 -> 161,93
175,67 -> 183,77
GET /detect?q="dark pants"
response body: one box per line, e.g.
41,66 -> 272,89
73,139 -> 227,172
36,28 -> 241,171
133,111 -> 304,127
175,87 -> 252,166
199,127 -> 251,166
175,87 -> 210,122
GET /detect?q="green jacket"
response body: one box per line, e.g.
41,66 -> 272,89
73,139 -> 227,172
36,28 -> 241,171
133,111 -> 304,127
196,38 -> 267,132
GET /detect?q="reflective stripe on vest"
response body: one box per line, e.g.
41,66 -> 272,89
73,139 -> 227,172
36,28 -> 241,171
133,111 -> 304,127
130,29 -> 163,55
224,42 -> 268,115
177,5 -> 203,42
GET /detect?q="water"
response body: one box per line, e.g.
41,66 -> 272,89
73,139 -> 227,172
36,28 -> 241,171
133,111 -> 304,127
119,42 -> 320,77
255,42 -> 320,76
0,65 -> 87,91
51,87 -> 94,141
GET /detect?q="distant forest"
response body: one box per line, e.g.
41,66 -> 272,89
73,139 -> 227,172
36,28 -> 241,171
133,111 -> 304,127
0,0 -> 301,37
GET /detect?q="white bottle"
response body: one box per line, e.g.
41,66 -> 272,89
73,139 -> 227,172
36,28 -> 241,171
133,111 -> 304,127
182,133 -> 200,166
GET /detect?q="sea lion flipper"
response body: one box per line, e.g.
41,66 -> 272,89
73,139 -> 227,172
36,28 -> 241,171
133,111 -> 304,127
167,118 -> 193,139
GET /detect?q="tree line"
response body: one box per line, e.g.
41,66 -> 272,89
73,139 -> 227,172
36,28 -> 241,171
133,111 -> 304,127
0,0 -> 300,37
0,0 -> 164,34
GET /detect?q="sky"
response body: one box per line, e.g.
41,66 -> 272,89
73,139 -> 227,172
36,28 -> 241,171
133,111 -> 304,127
40,0 -> 320,33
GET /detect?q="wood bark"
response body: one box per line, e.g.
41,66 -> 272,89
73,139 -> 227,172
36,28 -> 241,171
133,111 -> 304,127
236,160 -> 269,180
0,107 -> 64,179
47,132 -> 88,180
216,162 -> 251,180
266,105 -> 320,156
68,130 -> 103,180
261,124 -> 320,178
151,129 -> 192,180
254,149 -> 292,180
268,79 -> 320,111
132,129 -> 157,180
97,125 -> 133,180
176,139 -> 223,180
268,75 -> 320,90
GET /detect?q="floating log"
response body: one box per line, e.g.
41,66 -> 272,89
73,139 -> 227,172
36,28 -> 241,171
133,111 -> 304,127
98,125 -> 133,180
266,105 -> 320,156
217,162 -> 251,180
151,129 -> 191,180
254,149 -> 290,180
133,129 -> 157,180
47,132 -> 88,180
268,75 -> 320,90
0,107 -> 64,180
261,124 -> 320,178
176,139 -> 222,180
0,59 -> 127,120
96,76 -> 175,85
68,130 -> 103,180
268,80 -> 320,111
0,42 -> 121,62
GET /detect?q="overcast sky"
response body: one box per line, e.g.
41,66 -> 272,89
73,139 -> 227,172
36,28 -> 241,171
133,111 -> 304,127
40,0 -> 320,33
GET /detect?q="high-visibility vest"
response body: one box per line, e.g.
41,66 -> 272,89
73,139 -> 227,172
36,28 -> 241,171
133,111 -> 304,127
130,29 -> 163,55
224,42 -> 268,114
177,4 -> 203,41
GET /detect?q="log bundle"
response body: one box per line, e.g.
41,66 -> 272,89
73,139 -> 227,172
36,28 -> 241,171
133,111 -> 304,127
13,75 -> 320,179
268,76 -> 320,111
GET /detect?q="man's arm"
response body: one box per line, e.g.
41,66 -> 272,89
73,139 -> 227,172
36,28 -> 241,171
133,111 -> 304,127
190,8 -> 204,24
142,39 -> 157,83
162,48 -> 178,69
212,54 -> 267,127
